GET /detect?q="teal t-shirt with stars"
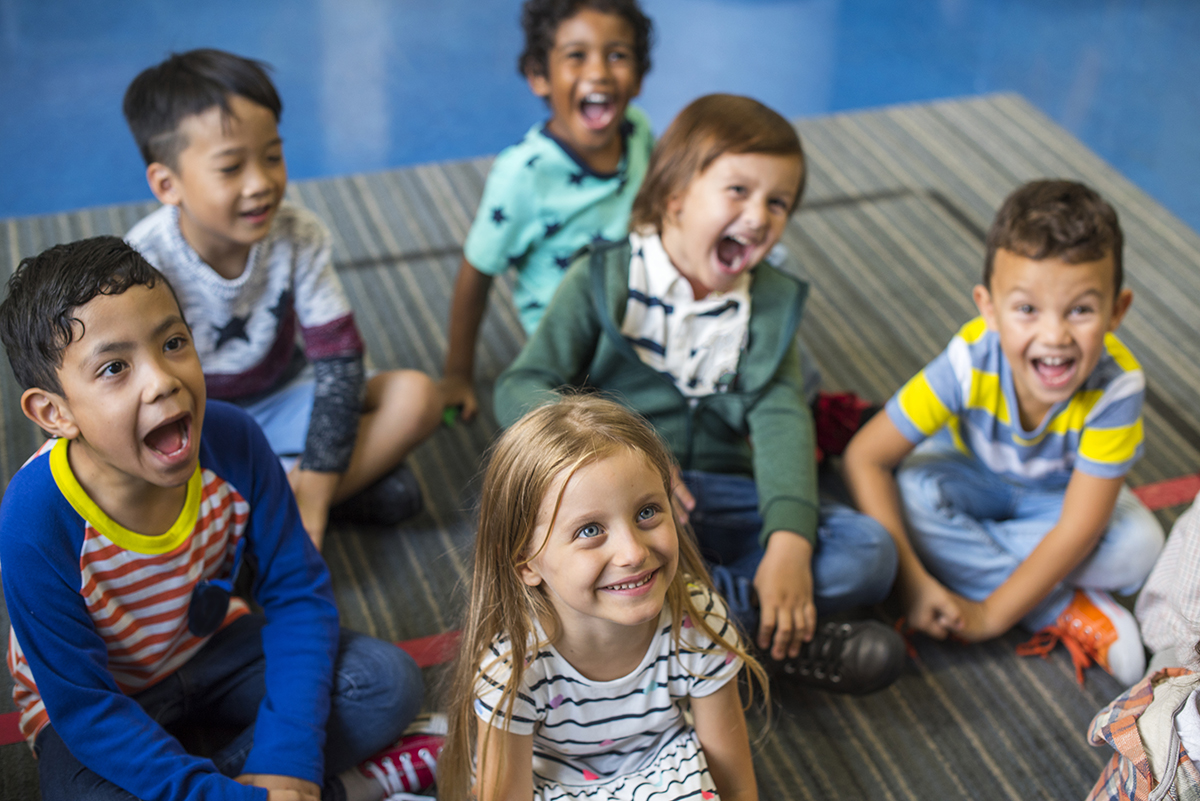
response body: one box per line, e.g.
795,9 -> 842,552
463,105 -> 654,334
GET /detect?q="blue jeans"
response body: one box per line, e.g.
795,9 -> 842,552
896,443 -> 1165,630
35,614 -> 422,801
682,470 -> 898,634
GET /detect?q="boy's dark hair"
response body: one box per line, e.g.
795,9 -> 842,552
631,94 -> 805,233
0,236 -> 178,396
519,0 -> 653,80
123,48 -> 281,170
984,179 -> 1124,293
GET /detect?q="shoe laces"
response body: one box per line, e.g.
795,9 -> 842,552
365,743 -> 440,798
1016,623 -> 1096,685
781,622 -> 851,684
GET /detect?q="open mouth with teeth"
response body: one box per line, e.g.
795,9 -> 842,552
1032,355 -> 1077,388
144,414 -> 192,460
579,92 -> 617,130
716,235 -> 754,273
600,568 -> 658,593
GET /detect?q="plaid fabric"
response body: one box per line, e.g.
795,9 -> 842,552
1086,668 -> 1200,800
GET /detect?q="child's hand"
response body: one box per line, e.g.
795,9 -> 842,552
236,774 -> 320,801
668,465 -> 696,526
754,530 -> 816,660
900,573 -> 964,639
948,595 -> 997,642
287,467 -> 337,550
439,373 -> 479,422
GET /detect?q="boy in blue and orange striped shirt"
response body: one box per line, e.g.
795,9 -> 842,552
0,237 -> 422,801
844,180 -> 1164,686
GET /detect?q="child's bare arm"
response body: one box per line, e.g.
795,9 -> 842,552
692,681 -> 758,801
441,258 -> 495,422
959,470 -> 1125,640
476,724 -> 534,801
843,413 -> 966,637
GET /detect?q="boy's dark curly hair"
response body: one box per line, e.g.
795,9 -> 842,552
984,180 -> 1124,293
123,48 -> 281,170
518,0 -> 653,80
0,236 -> 179,396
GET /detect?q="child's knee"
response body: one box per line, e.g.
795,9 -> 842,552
375,369 -> 441,420
334,631 -> 424,720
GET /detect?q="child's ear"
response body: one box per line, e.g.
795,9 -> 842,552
972,284 -> 997,330
526,69 -> 551,100
518,560 -> 544,588
1109,287 -> 1134,330
146,162 -> 183,207
21,388 -> 79,440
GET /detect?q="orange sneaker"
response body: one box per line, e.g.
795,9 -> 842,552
1016,589 -> 1144,686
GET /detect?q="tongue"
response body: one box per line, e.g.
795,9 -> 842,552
581,101 -> 610,123
145,421 -> 185,455
717,237 -> 745,268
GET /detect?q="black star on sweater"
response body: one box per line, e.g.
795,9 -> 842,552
568,171 -> 586,186
268,289 -> 293,323
213,315 -> 251,350
492,207 -> 507,225
554,255 -> 572,270
544,220 -> 562,238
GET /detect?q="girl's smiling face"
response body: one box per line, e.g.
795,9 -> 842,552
659,151 -> 804,300
519,447 -> 678,640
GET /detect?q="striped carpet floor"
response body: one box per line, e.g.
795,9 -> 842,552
2,92 -> 1198,799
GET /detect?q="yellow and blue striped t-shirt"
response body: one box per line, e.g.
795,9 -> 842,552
885,317 -> 1144,486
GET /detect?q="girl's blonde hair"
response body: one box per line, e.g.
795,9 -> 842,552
630,93 -> 806,233
439,393 -> 766,801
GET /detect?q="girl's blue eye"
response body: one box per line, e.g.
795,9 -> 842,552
637,505 -> 657,522
576,523 -> 601,539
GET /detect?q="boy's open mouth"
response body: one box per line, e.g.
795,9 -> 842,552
144,414 -> 191,457
716,235 -> 753,273
579,92 -> 617,130
1032,355 -> 1077,387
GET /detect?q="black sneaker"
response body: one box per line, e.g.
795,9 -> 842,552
329,464 -> 423,526
776,620 -> 905,695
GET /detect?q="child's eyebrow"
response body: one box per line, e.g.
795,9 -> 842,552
87,315 -> 187,358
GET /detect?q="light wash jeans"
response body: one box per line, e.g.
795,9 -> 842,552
682,470 -> 898,634
896,442 -> 1165,630
35,614 -> 423,801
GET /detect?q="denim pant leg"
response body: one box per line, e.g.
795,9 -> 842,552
35,726 -> 141,801
201,623 -> 424,778
36,615 -> 422,800
683,471 -> 897,630
33,614 -> 270,801
897,445 -> 1165,630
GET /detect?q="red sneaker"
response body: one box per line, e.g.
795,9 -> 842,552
358,731 -> 443,799
1016,589 -> 1144,685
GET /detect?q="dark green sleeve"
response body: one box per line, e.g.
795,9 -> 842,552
493,256 -> 604,428
747,338 -> 820,547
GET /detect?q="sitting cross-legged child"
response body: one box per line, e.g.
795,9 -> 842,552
844,180 -> 1165,686
495,94 -> 906,695
440,0 -> 655,421
124,48 -> 442,549
0,237 -> 424,801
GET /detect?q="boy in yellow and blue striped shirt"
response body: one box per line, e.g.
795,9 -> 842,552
844,180 -> 1164,686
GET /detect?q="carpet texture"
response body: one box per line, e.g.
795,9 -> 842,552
2,93 -> 1198,800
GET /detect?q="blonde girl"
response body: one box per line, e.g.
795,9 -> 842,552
441,394 -> 766,801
